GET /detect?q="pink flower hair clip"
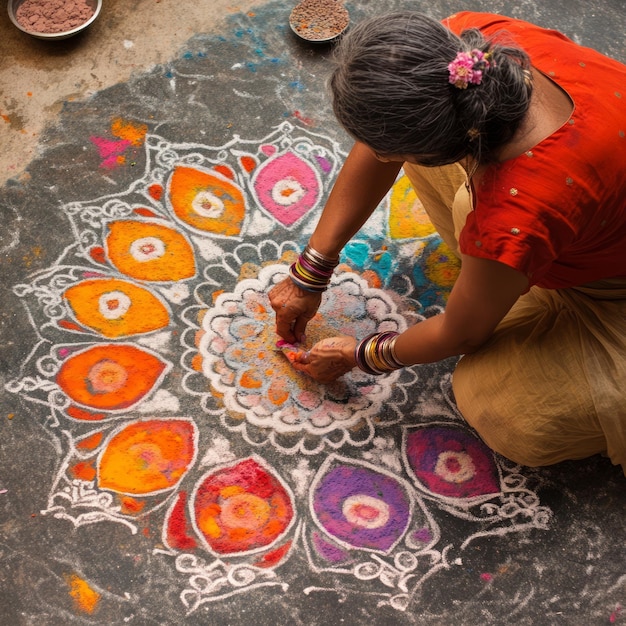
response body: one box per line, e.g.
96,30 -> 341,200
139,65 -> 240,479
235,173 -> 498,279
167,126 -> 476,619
448,49 -> 492,89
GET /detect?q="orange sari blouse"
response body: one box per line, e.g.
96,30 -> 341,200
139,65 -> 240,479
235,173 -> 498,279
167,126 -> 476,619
445,12 -> 626,288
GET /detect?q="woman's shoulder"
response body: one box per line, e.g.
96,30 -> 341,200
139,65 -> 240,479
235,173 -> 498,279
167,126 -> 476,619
443,11 -> 574,45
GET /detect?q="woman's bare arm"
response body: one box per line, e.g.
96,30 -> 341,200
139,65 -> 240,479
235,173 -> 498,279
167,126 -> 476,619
269,141 -> 402,342
393,255 -> 529,364
307,141 -> 403,257
291,255 -> 529,381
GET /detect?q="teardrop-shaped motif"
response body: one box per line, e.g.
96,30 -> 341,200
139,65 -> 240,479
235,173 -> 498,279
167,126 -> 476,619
251,152 -> 321,227
311,456 -> 413,553
168,165 -> 246,236
64,278 -> 170,337
403,424 -> 501,499
191,457 -> 295,556
97,418 -> 197,495
105,219 -> 196,282
56,343 -> 170,411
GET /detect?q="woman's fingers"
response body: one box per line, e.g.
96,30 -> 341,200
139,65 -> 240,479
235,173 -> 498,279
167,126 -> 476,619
275,310 -> 299,343
269,277 -> 322,342
291,336 -> 358,383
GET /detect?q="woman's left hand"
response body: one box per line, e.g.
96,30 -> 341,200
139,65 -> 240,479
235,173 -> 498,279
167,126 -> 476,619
291,336 -> 358,383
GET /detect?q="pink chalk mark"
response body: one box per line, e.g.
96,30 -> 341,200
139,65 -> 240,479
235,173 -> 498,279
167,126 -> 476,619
480,572 -> 493,582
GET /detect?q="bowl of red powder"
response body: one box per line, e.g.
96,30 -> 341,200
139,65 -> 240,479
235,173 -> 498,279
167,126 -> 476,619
8,0 -> 102,40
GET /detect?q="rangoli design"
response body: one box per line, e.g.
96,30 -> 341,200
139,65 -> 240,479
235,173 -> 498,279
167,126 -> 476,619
6,121 -> 550,614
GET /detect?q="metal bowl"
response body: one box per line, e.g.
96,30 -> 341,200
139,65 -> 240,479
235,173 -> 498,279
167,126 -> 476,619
8,0 -> 102,40
288,1 -> 349,44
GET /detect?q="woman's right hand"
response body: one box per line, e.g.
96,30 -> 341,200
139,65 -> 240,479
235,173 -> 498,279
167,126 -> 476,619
269,277 -> 322,344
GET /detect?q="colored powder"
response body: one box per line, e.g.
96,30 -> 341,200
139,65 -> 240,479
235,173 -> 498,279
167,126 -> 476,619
111,118 -> 148,147
16,0 -> 95,34
65,574 -> 100,614
276,339 -> 308,363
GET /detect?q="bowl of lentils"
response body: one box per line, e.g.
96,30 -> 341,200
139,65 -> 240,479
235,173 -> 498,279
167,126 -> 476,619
289,0 -> 349,43
8,0 -> 102,40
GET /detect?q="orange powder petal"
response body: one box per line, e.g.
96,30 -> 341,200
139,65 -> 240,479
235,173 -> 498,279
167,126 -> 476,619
106,220 -> 196,282
71,461 -> 97,481
97,419 -> 196,494
64,278 -> 170,337
168,165 -> 245,236
56,344 -> 168,411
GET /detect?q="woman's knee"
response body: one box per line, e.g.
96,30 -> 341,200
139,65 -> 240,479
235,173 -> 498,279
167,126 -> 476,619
452,363 -> 605,467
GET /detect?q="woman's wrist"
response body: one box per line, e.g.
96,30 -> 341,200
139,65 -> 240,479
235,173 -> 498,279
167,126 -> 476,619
306,236 -> 342,263
354,331 -> 407,375
288,243 -> 340,293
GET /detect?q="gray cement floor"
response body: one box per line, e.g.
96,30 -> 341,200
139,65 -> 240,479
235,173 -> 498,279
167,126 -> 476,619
1,1 -> 625,624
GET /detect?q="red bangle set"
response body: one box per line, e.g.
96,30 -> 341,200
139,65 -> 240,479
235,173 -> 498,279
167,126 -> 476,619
289,244 -> 339,293
354,331 -> 406,375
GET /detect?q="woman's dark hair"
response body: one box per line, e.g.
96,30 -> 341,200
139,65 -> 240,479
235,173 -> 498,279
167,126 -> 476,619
329,12 -> 533,165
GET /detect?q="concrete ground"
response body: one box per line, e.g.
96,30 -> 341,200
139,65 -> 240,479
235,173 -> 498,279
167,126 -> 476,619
1,0 -> 267,186
1,1 -> 625,624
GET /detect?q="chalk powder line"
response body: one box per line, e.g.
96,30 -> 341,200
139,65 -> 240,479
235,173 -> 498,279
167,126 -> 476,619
6,121 -> 550,614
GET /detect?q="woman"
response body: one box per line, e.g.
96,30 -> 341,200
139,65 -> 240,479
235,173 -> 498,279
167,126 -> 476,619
269,12 -> 626,474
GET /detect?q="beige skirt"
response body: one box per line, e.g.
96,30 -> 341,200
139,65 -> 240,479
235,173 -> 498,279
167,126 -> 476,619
403,163 -> 626,474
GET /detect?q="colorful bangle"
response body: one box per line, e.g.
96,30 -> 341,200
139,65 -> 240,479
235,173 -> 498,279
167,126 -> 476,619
289,244 -> 339,293
354,331 -> 406,375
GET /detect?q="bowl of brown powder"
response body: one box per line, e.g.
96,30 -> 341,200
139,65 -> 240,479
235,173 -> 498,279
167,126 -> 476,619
8,0 -> 102,40
289,0 -> 349,44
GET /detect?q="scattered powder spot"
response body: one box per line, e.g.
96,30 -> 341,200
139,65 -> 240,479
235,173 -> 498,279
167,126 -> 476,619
22,246 -> 43,268
65,574 -> 100,614
90,136 -> 131,169
111,118 -> 148,147
1,110 -> 26,131
293,110 -> 314,126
